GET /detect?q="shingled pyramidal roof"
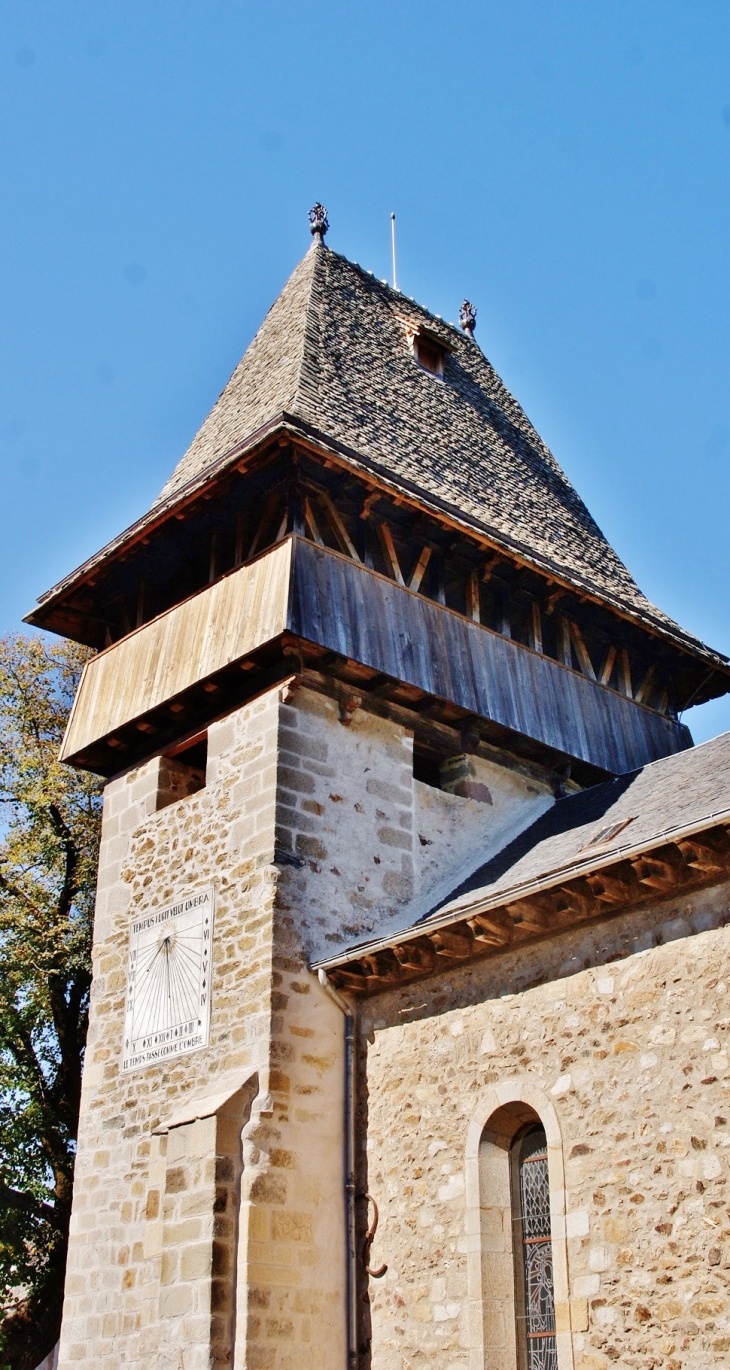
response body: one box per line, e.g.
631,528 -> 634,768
155,238 -> 712,657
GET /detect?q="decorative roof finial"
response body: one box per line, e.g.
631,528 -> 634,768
459,299 -> 477,339
309,203 -> 329,243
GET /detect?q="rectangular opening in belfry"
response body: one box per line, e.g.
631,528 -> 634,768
412,747 -> 444,790
156,732 -> 208,811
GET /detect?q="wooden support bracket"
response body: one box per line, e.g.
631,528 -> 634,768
599,645 -> 617,687
377,524 -> 406,585
408,544 -> 433,593
569,620 -> 596,681
320,492 -> 361,561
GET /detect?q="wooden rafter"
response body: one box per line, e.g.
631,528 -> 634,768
635,664 -> 656,705
408,545 -> 433,593
319,491 -> 361,561
569,621 -> 596,681
544,588 -> 565,614
599,644 -> 617,686
481,553 -> 502,583
248,488 -> 281,559
303,497 -> 325,546
377,524 -> 405,585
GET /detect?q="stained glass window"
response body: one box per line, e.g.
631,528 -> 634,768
512,1126 -> 557,1370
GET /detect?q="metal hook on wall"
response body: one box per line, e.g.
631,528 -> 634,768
362,1193 -> 388,1278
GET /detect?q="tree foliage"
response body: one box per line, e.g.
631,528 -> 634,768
0,635 -> 101,1370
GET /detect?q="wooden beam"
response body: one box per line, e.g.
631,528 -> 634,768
618,648 -> 632,699
359,490 -> 380,521
234,514 -> 246,567
333,969 -> 371,994
569,621 -> 596,681
286,481 -> 306,538
481,554 -> 502,583
558,616 -> 572,668
467,910 -> 513,945
586,865 -> 639,904
393,938 -> 437,973
377,524 -> 406,585
303,497 -> 325,545
467,570 -> 481,624
544,588 -> 565,615
360,949 -> 400,979
635,664 -> 657,705
408,544 -> 433,593
529,601 -> 543,653
430,925 -> 473,958
499,589 -> 512,639
599,645 -> 617,687
208,532 -> 218,584
248,489 -> 280,558
551,881 -> 594,920
136,579 -> 146,629
676,835 -> 730,877
632,852 -> 686,891
319,492 -> 361,561
505,898 -> 552,931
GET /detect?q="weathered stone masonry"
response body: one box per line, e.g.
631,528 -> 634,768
360,885 -> 730,1370
58,680 -> 550,1370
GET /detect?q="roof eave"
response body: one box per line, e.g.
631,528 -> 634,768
312,804 -> 730,986
24,412 -> 730,687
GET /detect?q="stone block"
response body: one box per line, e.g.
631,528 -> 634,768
180,1242 -> 213,1281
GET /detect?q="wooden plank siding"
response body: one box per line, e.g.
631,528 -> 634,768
61,539 -> 292,761
61,536 -> 690,774
287,539 -> 690,775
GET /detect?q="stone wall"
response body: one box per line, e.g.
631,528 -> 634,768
272,684 -> 553,963
57,686 -> 350,1370
360,879 -> 730,1370
59,680 -> 554,1369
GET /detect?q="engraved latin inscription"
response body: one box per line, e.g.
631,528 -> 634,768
122,885 -> 214,1072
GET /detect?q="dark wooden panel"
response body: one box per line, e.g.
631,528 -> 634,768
289,539 -> 690,774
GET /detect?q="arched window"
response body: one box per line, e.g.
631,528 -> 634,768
467,1089 -> 571,1370
511,1125 -> 557,1370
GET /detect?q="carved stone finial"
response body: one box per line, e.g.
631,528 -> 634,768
459,299 -> 477,338
309,203 -> 329,242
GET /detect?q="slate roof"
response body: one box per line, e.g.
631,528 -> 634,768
314,730 -> 730,970
154,241 -> 722,662
431,729 -> 730,920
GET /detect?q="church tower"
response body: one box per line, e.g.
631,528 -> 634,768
29,208 -> 730,1370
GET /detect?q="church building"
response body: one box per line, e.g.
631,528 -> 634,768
27,205 -> 730,1369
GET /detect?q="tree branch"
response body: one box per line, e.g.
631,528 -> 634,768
0,1181 -> 56,1224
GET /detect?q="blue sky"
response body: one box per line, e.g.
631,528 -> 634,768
1,1 -> 730,741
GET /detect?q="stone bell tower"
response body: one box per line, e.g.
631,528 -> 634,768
27,206 -> 730,1370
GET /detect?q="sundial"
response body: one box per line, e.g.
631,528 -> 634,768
122,885 -> 215,1072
